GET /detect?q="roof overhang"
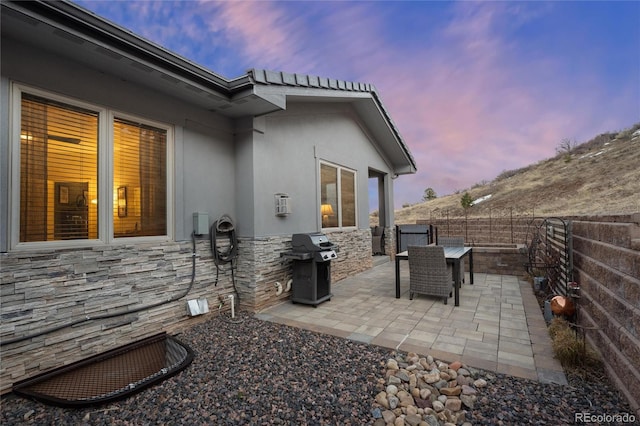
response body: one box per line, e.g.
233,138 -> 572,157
255,86 -> 416,175
1,1 -> 280,117
249,70 -> 417,175
1,0 -> 417,175
353,97 -> 417,175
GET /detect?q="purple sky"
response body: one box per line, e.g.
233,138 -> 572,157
75,1 -> 639,209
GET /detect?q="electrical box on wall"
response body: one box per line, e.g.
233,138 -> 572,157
275,193 -> 291,217
193,212 -> 209,235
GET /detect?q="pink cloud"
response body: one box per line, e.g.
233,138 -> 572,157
363,2 -> 616,204
77,0 -> 637,209
185,1 -> 637,206
195,1 -> 324,74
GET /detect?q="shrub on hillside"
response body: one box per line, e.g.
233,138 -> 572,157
494,165 -> 533,182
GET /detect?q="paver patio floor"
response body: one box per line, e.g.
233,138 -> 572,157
258,259 -> 567,384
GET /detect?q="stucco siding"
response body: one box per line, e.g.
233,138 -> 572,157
180,124 -> 236,240
2,37 -> 237,244
246,103 -> 395,237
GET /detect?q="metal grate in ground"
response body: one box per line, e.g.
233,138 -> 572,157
13,333 -> 194,407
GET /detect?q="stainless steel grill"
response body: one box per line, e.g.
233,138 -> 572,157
281,233 -> 338,306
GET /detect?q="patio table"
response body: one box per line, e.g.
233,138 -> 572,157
395,246 -> 473,306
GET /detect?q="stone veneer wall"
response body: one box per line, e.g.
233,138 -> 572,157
0,228 -> 374,393
384,226 -> 396,258
234,229 -> 372,313
0,238 -> 237,395
570,214 -> 640,415
234,235 -> 293,313
324,228 -> 373,282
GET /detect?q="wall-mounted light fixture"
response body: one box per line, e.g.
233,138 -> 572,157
275,193 -> 291,217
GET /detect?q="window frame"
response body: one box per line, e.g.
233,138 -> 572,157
319,160 -> 358,230
10,83 -> 174,250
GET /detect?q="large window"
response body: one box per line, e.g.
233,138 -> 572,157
20,94 -> 99,242
320,162 -> 356,228
15,86 -> 170,246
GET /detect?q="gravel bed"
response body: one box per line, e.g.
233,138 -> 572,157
466,372 -> 633,425
1,312 -> 634,425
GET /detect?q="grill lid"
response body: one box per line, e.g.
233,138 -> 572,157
291,232 -> 337,253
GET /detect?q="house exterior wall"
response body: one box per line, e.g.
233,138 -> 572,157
235,103 -> 395,238
1,35 -> 403,394
1,37 -> 238,245
234,229 -> 373,313
0,239 -> 238,395
230,103 -> 394,312
0,38 -> 239,393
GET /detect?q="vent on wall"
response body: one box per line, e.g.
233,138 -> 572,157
275,193 -> 291,217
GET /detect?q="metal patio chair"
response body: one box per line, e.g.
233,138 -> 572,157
407,245 -> 454,304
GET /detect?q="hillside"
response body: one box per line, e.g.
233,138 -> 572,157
392,123 -> 640,224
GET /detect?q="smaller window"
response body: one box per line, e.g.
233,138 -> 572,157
113,118 -> 167,238
320,162 -> 357,229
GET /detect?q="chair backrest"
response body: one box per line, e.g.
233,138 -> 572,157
438,236 -> 464,247
396,224 -> 430,252
407,245 -> 448,280
371,226 -> 384,237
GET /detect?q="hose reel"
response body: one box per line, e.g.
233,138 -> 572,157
210,214 -> 238,292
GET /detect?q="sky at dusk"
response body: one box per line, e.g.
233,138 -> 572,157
74,0 -> 639,209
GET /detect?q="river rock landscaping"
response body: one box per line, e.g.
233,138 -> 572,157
372,352 -> 485,426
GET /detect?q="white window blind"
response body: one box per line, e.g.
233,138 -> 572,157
113,118 -> 167,237
20,94 -> 99,242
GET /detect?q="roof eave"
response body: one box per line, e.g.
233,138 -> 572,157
248,69 -> 417,174
2,0 -> 277,117
1,2 -> 420,163
12,1 -> 236,91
